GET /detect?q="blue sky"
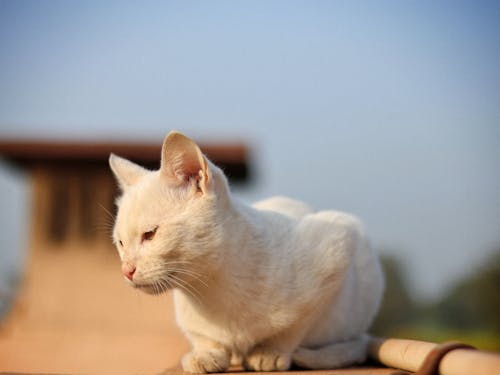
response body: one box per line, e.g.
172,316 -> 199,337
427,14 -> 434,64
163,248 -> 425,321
0,0 -> 499,300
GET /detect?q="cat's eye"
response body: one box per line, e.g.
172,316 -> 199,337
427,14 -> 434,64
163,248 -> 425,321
142,227 -> 158,242
119,240 -> 123,247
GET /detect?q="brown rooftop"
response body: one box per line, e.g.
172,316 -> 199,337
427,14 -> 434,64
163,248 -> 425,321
0,139 -> 251,182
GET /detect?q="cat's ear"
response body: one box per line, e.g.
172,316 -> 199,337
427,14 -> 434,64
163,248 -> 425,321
109,153 -> 149,190
160,131 -> 210,194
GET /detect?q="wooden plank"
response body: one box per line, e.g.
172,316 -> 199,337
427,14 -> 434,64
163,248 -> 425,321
0,368 -> 408,375
368,337 -> 500,375
159,366 -> 409,375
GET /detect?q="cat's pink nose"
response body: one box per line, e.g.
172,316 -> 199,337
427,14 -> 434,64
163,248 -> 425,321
122,263 -> 136,281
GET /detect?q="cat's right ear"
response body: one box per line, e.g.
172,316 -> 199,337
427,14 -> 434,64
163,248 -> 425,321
160,131 -> 210,193
109,153 -> 148,190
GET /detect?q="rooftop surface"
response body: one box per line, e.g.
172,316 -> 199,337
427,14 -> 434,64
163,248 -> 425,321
0,138 -> 251,182
0,139 -> 248,164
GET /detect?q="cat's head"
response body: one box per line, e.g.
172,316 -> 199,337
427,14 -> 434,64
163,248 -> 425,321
109,131 -> 230,295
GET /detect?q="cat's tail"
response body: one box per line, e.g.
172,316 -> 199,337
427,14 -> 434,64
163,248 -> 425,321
292,334 -> 369,369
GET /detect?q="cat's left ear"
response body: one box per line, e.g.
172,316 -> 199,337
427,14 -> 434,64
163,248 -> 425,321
109,153 -> 149,190
160,131 -> 211,194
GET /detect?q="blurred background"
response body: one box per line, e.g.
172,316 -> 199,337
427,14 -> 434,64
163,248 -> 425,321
0,0 -> 499,373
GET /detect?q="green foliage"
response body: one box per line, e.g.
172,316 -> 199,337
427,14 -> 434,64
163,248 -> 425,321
370,255 -> 417,336
436,250 -> 500,333
394,326 -> 500,351
371,250 -> 500,351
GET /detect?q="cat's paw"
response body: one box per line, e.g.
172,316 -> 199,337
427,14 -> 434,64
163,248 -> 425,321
182,349 -> 230,374
243,347 -> 292,372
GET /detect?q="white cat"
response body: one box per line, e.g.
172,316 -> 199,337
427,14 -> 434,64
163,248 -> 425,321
109,131 -> 384,373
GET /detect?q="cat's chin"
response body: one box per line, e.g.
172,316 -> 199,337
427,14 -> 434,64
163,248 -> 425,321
133,282 -> 171,295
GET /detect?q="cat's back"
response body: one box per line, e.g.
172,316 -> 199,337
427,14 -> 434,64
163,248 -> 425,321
252,196 -> 314,219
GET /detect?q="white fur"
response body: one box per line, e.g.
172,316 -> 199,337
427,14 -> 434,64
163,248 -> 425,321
110,131 -> 384,373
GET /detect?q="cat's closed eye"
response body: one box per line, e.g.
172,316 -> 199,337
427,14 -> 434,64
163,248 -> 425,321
142,227 -> 158,242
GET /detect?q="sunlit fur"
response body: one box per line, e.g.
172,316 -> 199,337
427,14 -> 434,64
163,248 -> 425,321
110,131 -> 384,373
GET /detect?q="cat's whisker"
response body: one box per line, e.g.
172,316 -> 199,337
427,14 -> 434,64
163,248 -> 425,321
171,269 -> 206,283
167,273 -> 201,298
169,268 -> 209,289
140,262 -> 208,285
160,278 -> 173,293
93,224 -> 115,236
157,281 -> 166,295
157,279 -> 166,292
164,274 -> 202,306
155,281 -> 165,295
93,216 -> 116,234
98,203 -> 116,221
153,281 -> 160,295
94,225 -> 113,232
170,275 -> 207,298
94,218 -> 114,226
141,265 -> 209,292
163,275 -> 190,298
166,262 -> 209,280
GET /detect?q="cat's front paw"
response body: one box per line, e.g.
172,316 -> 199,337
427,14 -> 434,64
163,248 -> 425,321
243,347 -> 291,372
182,349 -> 230,374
